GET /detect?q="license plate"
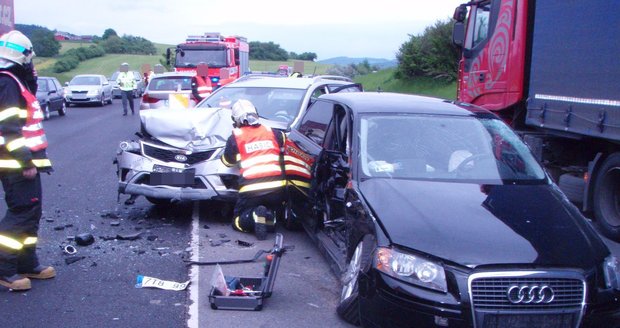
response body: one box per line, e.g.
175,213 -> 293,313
153,164 -> 184,173
150,167 -> 195,186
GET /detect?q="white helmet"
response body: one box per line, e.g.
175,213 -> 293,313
231,99 -> 259,126
0,30 -> 35,66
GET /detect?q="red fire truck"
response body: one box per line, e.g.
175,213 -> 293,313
167,32 -> 249,89
0,0 -> 14,35
452,0 -> 620,240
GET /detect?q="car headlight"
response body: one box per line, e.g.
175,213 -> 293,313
375,247 -> 447,293
87,89 -> 98,96
118,141 -> 140,154
604,255 -> 620,290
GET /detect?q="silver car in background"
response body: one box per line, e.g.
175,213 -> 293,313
139,72 -> 198,110
110,70 -> 145,99
65,74 -> 113,107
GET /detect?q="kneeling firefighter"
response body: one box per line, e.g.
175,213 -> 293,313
0,31 -> 54,291
221,99 -> 286,240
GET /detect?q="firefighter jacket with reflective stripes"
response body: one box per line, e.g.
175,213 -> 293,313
116,71 -> 136,91
191,75 -> 212,101
222,125 -> 285,194
0,71 -> 52,171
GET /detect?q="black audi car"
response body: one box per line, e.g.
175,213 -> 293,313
286,92 -> 620,327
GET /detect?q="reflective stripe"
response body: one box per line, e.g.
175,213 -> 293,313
25,135 -> 47,149
242,164 -> 282,178
23,237 -> 37,245
285,165 -> 311,177
284,155 -> 311,170
221,155 -> 234,167
23,123 -> 43,131
6,137 -> 26,152
253,212 -> 266,224
240,154 -> 280,169
32,110 -> 44,120
0,234 -> 23,250
0,107 -> 22,121
0,159 -> 21,168
233,216 -> 246,232
289,180 -> 311,189
18,109 -> 27,118
33,159 -> 52,167
235,154 -> 241,161
239,180 -> 286,193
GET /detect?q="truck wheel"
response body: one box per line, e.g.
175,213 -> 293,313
336,235 -> 374,326
593,153 -> 620,241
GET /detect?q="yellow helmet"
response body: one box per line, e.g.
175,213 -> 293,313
0,31 -> 35,66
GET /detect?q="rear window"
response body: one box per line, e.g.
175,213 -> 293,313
149,77 -> 192,91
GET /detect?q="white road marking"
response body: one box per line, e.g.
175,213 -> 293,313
187,201 -> 201,328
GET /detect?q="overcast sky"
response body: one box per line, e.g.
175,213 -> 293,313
16,0 -> 465,60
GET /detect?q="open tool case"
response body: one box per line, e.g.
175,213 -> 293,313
208,233 -> 284,311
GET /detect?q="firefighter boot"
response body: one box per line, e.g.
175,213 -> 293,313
0,274 -> 31,291
253,206 -> 269,241
18,246 -> 56,279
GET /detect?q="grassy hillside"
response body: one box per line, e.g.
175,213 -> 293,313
33,42 -> 456,99
354,68 -> 457,100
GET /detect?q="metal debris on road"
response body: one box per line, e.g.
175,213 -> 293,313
64,256 -> 85,265
236,240 -> 253,247
116,232 -> 142,241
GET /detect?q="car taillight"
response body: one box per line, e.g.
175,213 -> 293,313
142,94 -> 158,104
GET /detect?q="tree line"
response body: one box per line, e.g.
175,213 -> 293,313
16,20 -> 459,81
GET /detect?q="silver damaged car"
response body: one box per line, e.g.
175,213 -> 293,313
115,108 -> 238,205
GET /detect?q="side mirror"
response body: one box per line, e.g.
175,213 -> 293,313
65,82 -> 69,86
452,21 -> 465,48
453,5 -> 468,22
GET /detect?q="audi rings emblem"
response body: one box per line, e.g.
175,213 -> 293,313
507,285 -> 555,304
175,154 -> 188,162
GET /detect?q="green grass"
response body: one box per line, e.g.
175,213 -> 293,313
354,68 -> 457,100
34,42 -> 456,98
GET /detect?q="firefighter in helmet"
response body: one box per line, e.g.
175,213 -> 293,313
0,30 -> 54,291
221,100 -> 286,240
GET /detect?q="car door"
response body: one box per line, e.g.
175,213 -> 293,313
101,76 -> 111,96
287,100 -> 335,228
47,78 -> 62,111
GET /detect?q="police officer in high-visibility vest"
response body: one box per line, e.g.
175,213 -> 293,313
116,62 -> 136,115
0,31 -> 54,291
221,99 -> 286,240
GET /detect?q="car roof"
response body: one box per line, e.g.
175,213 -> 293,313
319,92 -> 495,117
73,74 -> 103,78
152,72 -> 195,79
226,76 -> 353,90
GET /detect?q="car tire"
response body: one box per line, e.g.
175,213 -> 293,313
58,101 -> 67,116
593,153 -> 620,241
146,197 -> 171,206
42,103 -> 51,120
108,96 -> 113,105
99,94 -> 105,107
337,235 -> 375,326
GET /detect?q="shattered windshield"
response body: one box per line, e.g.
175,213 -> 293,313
199,87 -> 305,124
359,114 -> 546,183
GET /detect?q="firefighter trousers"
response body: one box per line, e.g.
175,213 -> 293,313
233,190 -> 284,233
0,172 -> 42,276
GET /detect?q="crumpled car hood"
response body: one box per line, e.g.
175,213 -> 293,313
140,107 -> 233,151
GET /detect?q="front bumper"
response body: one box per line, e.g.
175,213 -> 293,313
358,269 -> 620,328
66,94 -> 103,104
116,148 -> 238,202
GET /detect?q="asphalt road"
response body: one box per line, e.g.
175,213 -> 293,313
0,100 -> 350,328
0,100 -> 618,327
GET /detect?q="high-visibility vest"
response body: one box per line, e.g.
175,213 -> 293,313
282,138 -> 313,190
116,71 -> 135,91
233,125 -> 285,193
0,71 -> 52,170
191,75 -> 212,101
